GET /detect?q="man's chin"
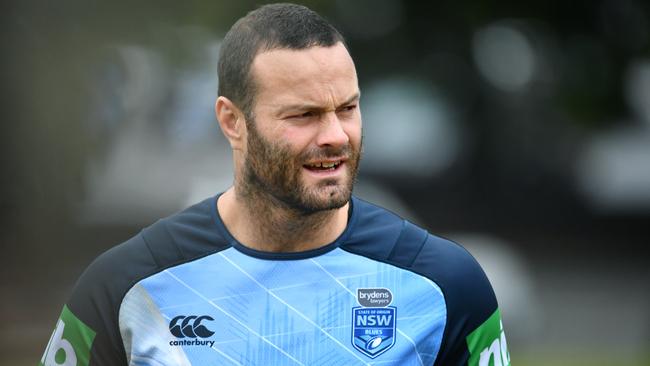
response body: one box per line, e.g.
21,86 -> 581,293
302,186 -> 351,211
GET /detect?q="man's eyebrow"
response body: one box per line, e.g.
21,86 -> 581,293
338,92 -> 361,108
277,92 -> 361,115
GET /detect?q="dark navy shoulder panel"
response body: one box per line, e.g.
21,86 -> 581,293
140,197 -> 231,268
66,196 -> 230,365
342,197 -> 498,366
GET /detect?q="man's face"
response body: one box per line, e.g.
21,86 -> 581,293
242,43 -> 362,213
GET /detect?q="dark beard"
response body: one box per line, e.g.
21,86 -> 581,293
241,119 -> 361,214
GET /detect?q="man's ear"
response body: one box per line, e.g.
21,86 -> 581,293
215,96 -> 247,150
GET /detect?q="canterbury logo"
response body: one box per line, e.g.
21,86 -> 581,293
169,315 -> 215,338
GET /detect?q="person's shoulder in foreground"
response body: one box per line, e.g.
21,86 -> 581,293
39,196 -> 510,366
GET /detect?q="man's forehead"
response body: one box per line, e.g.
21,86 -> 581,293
251,43 -> 356,86
250,43 -> 358,108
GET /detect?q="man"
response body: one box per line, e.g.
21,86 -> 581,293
40,4 -> 509,366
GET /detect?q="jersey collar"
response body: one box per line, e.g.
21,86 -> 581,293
210,193 -> 359,260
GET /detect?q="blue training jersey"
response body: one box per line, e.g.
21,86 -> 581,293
40,195 -> 510,366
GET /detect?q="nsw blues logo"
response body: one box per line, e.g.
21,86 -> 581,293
352,288 -> 396,358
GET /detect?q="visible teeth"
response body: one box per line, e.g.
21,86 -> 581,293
308,161 -> 340,168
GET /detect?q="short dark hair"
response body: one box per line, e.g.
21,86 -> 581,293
218,3 -> 347,119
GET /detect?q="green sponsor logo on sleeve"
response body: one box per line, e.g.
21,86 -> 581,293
39,305 -> 96,366
466,308 -> 510,366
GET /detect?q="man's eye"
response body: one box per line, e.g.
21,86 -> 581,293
290,111 -> 315,119
338,105 -> 357,114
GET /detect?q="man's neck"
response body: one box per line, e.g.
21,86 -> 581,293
217,188 -> 349,253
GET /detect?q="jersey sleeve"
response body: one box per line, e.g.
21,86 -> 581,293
39,233 -> 157,366
416,235 -> 510,366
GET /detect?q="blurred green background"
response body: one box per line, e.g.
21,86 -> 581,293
2,0 -> 649,365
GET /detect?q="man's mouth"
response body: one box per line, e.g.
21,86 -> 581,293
303,160 -> 343,171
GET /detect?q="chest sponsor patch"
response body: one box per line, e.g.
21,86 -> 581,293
352,288 -> 396,358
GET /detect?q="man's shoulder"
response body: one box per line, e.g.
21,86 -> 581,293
344,196 -> 497,322
346,196 -> 481,278
345,197 -> 502,365
69,197 -> 229,316
86,196 -> 225,282
49,197 -> 229,363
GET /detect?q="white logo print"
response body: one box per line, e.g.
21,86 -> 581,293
41,319 -> 77,366
478,321 -> 510,366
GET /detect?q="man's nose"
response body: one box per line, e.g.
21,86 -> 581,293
315,112 -> 349,147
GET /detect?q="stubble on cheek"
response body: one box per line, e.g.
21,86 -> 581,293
242,121 -> 361,212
